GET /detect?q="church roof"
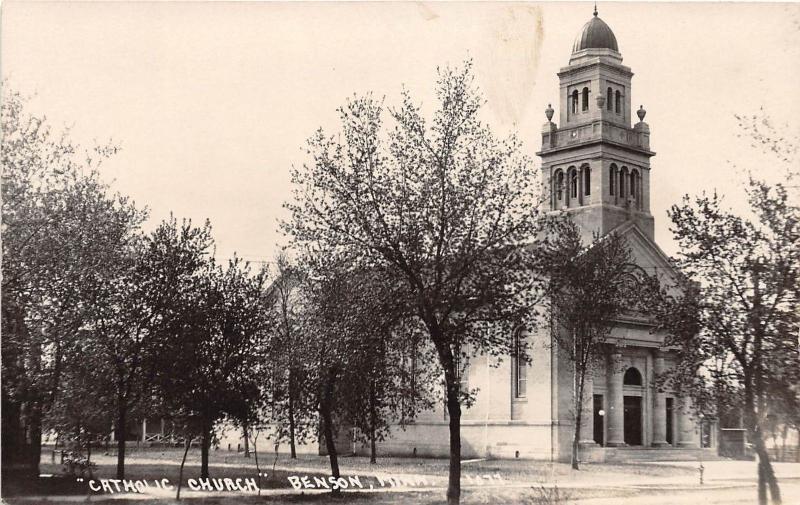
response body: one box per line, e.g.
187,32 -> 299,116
607,221 -> 684,287
572,11 -> 619,53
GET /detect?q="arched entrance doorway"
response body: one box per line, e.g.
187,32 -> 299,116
623,367 -> 643,446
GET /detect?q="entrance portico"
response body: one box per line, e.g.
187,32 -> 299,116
587,344 -> 701,450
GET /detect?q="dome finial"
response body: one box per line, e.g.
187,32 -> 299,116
593,2 -> 598,17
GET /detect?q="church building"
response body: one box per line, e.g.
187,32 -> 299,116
369,9 -> 715,463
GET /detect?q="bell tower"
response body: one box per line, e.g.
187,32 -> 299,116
537,8 -> 655,242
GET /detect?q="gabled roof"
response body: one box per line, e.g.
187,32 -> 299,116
605,221 -> 689,302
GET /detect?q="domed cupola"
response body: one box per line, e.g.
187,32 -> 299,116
572,8 -> 619,53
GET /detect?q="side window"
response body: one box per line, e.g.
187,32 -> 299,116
583,167 -> 591,196
610,164 -> 618,196
569,168 -> 578,199
454,348 -> 469,394
554,170 -> 564,202
619,167 -> 628,197
514,330 -> 527,398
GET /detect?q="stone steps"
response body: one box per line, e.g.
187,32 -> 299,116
601,447 -> 724,462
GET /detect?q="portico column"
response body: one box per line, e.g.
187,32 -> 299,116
579,373 -> 595,445
652,352 -> 669,447
677,396 -> 698,448
606,350 -> 625,447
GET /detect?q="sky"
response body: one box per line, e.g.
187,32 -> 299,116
3,1 -> 799,262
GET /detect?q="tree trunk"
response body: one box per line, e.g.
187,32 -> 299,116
320,370 -> 340,495
571,422 -> 581,471
243,422 -> 250,458
27,405 -> 43,476
744,381 -> 781,504
369,379 -> 377,464
252,437 -> 261,496
200,417 -> 211,479
115,403 -> 126,480
753,431 -> 782,504
288,371 -> 297,459
176,437 -> 192,500
445,377 -> 461,505
571,364 -> 586,471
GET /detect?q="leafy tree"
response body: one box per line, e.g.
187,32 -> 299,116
45,333 -> 115,465
326,264 -> 438,465
267,252 -> 315,458
71,215 -> 220,479
268,251 -> 437,471
1,89 -> 146,480
155,242 -> 273,479
283,62 -> 543,504
291,256 -> 350,491
343,275 -> 438,464
656,168 -> 799,504
294,254 -> 397,491
534,218 -> 638,470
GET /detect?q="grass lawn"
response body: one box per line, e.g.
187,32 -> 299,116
42,446 -> 695,479
0,446 -> 701,504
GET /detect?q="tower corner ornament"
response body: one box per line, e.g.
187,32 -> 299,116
545,104 -> 555,122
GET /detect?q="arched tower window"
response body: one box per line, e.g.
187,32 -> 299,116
581,87 -> 589,112
619,167 -> 628,198
615,90 -> 621,114
554,169 -> 564,203
569,168 -> 578,199
607,87 -> 613,111
571,90 -> 579,114
630,169 -> 639,198
609,164 -> 618,196
623,367 -> 643,386
583,166 -> 591,196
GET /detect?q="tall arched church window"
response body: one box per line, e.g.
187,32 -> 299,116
513,330 -> 527,398
583,167 -> 591,196
610,164 -> 618,196
615,90 -> 621,114
619,167 -> 627,197
571,90 -> 579,114
569,168 -> 578,199
630,169 -> 639,198
454,348 -> 469,394
623,367 -> 643,386
582,87 -> 589,112
554,170 -> 564,203
607,87 -> 613,111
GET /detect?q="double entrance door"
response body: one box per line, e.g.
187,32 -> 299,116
593,394 -> 643,446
